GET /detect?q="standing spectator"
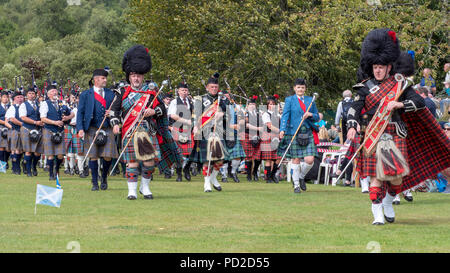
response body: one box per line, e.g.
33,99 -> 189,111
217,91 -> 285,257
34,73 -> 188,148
420,68 -> 437,95
439,63 -> 450,114
334,90 -> 353,143
417,87 -> 437,117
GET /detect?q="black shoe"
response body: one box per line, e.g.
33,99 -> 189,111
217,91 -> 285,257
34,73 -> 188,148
127,195 -> 137,200
253,174 -> 259,181
222,177 -> 228,183
32,169 -> 38,176
213,185 -> 222,192
294,187 -> 301,194
164,173 -> 172,179
384,215 -> 395,223
100,177 -> 108,190
344,182 -> 352,187
404,195 -> 413,202
272,174 -> 279,183
27,172 -> 33,177
91,183 -> 99,191
231,173 -> 240,183
372,222 -> 384,225
64,169 -> 70,174
183,167 -> 191,181
143,194 -> 153,199
43,166 -> 49,172
176,175 -> 182,182
83,169 -> 89,177
247,174 -> 252,182
299,178 -> 307,191
69,169 -> 74,176
49,175 -> 56,181
393,201 -> 400,205
79,171 -> 88,178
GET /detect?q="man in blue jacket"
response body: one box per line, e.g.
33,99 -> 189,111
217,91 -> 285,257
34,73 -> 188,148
77,69 -> 119,191
278,78 -> 319,194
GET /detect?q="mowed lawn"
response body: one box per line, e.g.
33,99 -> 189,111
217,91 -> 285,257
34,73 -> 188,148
0,170 -> 449,253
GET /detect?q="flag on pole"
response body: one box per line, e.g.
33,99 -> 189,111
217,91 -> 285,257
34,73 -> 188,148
0,161 -> 6,173
35,178 -> 64,214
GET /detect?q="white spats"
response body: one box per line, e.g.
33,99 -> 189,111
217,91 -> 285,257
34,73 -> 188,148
371,203 -> 385,225
127,182 -> 137,198
382,193 -> 396,221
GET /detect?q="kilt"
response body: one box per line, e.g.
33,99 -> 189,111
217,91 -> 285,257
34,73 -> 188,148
83,126 -> 118,159
357,123 -> 407,178
20,127 -> 44,154
277,128 -> 318,159
223,139 -> 246,161
242,133 -> 262,160
65,125 -> 81,154
260,132 -> 280,160
0,126 -> 8,148
171,127 -> 194,156
8,129 -> 22,152
189,139 -> 208,164
42,128 -> 65,156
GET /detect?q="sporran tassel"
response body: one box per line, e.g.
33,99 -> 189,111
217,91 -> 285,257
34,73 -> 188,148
133,129 -> 157,161
376,133 -> 409,181
207,133 -> 224,161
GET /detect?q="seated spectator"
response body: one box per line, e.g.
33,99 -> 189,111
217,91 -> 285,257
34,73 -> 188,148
417,87 -> 437,117
328,125 -> 340,143
420,68 -> 437,95
318,126 -> 330,142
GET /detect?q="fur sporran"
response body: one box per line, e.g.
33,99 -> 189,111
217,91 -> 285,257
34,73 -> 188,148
206,133 -> 224,161
1,128 -> 8,139
133,128 -> 157,161
376,133 -> 410,181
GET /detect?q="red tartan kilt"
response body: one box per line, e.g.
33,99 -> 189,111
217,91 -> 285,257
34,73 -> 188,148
171,127 -> 194,156
357,124 -> 407,178
260,138 -> 279,160
242,133 -> 262,160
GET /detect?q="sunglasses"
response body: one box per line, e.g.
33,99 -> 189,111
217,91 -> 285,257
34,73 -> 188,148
445,128 -> 450,131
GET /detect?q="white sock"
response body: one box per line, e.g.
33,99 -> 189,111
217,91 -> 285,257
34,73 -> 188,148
68,154 -> 75,170
64,156 -> 69,170
231,159 -> 240,174
382,193 -> 395,218
77,155 -> 84,172
204,176 -> 212,191
221,164 -> 228,178
393,194 -> 401,202
128,182 -> 137,197
291,163 -> 301,187
211,169 -> 221,187
299,162 -> 313,179
361,177 -> 370,192
140,177 -> 152,196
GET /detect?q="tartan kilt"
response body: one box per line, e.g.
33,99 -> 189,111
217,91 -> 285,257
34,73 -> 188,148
242,133 -> 262,160
20,127 -> 44,154
8,129 -> 22,151
357,123 -> 407,178
65,125 -> 81,154
189,139 -> 208,164
0,126 -> 8,148
83,126 -> 118,159
42,128 -> 65,156
171,127 -> 194,156
223,139 -> 246,161
260,132 -> 280,160
277,128 -> 318,159
152,135 -> 161,161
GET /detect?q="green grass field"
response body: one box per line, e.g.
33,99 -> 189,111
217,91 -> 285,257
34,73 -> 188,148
1,170 -> 449,253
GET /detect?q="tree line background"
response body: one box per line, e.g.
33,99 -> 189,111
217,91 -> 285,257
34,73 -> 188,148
0,0 -> 448,113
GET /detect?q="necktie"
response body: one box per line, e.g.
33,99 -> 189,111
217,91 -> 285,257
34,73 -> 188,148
183,98 -> 187,106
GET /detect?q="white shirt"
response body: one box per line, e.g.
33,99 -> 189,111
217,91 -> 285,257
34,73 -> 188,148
39,100 -> 61,118
70,107 -> 77,125
5,104 -> 20,120
19,100 -> 37,118
94,86 -> 104,98
168,96 -> 190,118
262,110 -> 273,125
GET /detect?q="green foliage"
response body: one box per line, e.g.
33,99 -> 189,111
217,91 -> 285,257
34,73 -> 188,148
128,0 -> 448,110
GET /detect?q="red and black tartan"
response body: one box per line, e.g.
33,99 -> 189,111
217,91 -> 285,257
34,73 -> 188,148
260,132 -> 279,160
357,124 -> 407,177
241,132 -> 262,160
170,126 -> 194,156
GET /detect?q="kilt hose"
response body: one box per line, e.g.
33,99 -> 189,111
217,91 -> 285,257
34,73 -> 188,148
20,127 -> 44,154
83,126 -> 118,159
242,133 -> 262,161
277,127 -> 318,159
42,128 -> 65,156
260,132 -> 280,161
356,123 -> 407,178
171,126 -> 194,156
65,125 -> 81,154
0,126 -> 9,149
8,129 -> 22,152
